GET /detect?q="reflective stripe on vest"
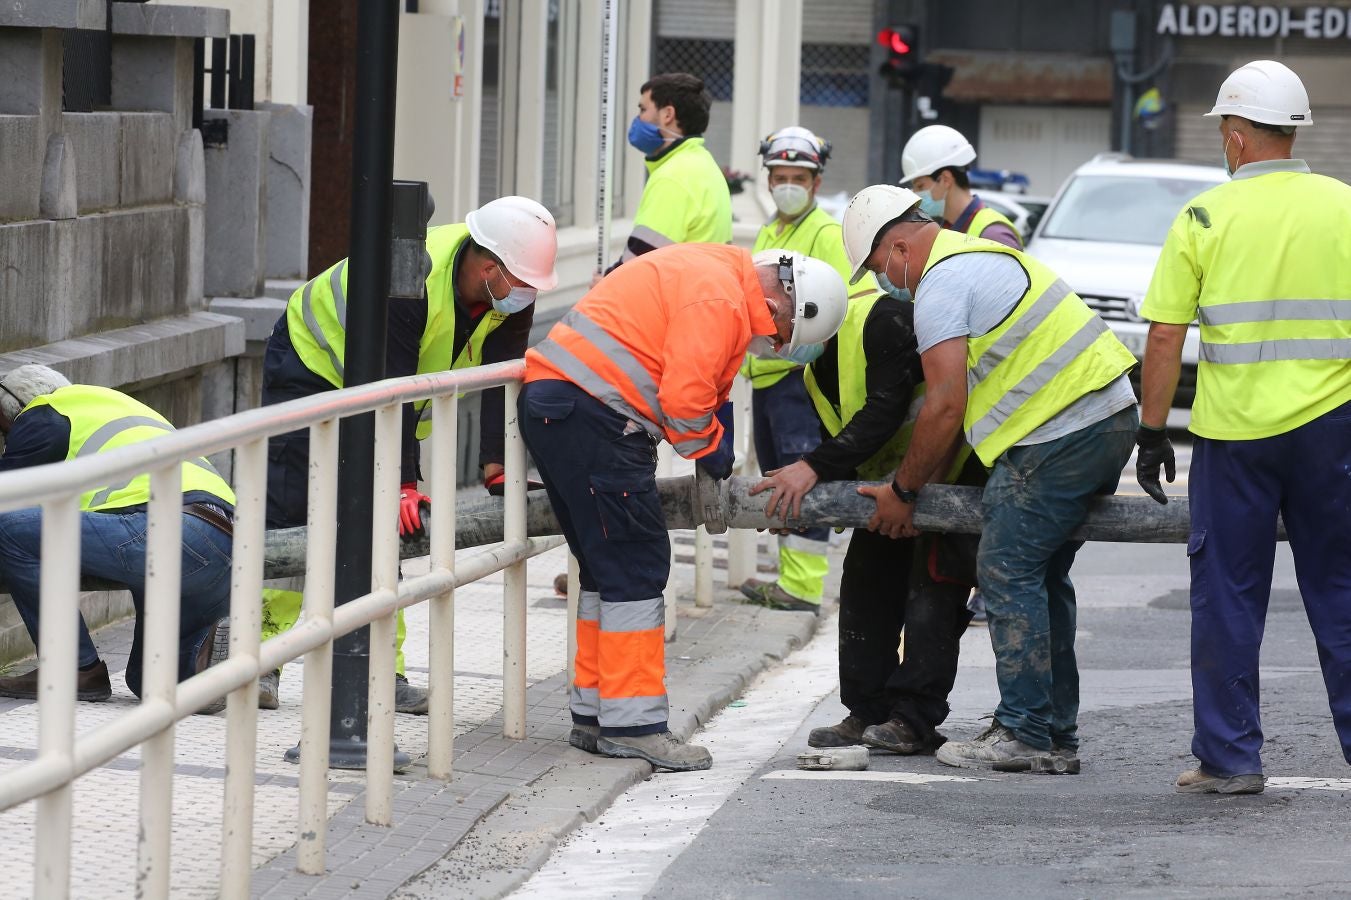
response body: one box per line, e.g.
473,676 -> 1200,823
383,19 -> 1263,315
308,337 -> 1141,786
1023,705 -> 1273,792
24,386 -> 235,512
925,231 -> 1135,466
967,206 -> 1023,248
1197,298 -> 1351,364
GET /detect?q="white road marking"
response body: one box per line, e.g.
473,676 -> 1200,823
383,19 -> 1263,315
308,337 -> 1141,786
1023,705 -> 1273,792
512,615 -> 841,898
1265,777 -> 1351,792
762,770 -> 980,784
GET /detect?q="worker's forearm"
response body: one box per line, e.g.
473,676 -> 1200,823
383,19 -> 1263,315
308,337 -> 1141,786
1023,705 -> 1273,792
1140,324 -> 1187,429
895,402 -> 965,490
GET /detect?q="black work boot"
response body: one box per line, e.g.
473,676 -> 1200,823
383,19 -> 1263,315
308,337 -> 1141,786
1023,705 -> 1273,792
569,723 -> 601,754
807,714 -> 869,748
861,718 -> 944,755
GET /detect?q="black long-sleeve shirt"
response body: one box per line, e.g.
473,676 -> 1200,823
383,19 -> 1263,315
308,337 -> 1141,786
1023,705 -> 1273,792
803,296 -> 923,481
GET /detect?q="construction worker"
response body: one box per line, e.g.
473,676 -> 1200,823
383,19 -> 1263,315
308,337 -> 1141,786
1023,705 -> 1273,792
737,126 -> 864,614
843,184 -> 1138,774
1136,60 -> 1351,795
751,248 -> 985,754
523,244 -> 848,771
899,124 -> 1022,249
260,196 -> 558,713
601,73 -> 732,276
0,366 -> 235,713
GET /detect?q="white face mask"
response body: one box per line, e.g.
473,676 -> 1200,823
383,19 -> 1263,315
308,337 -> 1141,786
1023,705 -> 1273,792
770,183 -> 811,218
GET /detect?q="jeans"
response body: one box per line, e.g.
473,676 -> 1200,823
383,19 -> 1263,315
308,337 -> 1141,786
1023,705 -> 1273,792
978,405 -> 1137,750
1189,400 -> 1351,776
0,507 -> 234,698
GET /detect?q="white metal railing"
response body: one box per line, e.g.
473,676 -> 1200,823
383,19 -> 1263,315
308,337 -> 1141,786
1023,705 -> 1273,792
0,359 -> 567,899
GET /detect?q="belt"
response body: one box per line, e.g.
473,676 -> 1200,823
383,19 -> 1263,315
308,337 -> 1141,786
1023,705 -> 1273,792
183,501 -> 234,539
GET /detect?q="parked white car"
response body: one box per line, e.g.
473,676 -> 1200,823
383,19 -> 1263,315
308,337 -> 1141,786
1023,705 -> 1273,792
1026,155 -> 1227,405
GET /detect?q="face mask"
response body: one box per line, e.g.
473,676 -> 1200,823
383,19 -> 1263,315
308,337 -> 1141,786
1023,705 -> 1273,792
880,243 -> 913,298
628,116 -> 669,155
876,272 -> 913,302
770,183 -> 811,218
917,185 -> 946,221
485,268 -> 537,315
1221,132 -> 1241,178
777,341 -> 824,366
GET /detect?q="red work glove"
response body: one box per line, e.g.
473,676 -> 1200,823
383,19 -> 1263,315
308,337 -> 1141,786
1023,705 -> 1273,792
485,472 -> 546,496
398,482 -> 431,537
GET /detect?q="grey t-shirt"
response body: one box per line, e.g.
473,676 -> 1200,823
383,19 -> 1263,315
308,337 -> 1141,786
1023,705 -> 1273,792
913,251 -> 1136,447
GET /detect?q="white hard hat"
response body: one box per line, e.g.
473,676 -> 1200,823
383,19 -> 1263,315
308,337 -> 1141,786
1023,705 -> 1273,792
759,126 -> 831,170
1205,59 -> 1311,127
841,185 -> 924,284
465,196 -> 560,291
753,250 -> 848,350
0,364 -> 71,423
899,125 -> 977,184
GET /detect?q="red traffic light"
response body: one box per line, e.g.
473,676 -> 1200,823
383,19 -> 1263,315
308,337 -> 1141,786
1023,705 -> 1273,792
877,26 -> 915,56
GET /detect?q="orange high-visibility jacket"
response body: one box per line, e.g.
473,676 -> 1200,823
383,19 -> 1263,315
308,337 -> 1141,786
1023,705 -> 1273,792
526,243 -> 777,458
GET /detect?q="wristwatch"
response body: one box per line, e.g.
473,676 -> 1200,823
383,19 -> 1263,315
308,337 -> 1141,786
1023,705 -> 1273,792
890,479 -> 919,504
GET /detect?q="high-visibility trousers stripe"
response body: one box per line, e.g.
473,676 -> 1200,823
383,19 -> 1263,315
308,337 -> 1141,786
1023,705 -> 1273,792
571,590 -> 601,721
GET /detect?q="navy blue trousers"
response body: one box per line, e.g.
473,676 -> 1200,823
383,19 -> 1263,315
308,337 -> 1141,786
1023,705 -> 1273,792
1189,401 -> 1351,776
751,374 -> 830,548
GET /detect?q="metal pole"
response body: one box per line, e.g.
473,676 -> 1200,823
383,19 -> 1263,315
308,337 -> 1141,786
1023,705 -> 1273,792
502,380 -> 528,739
723,375 -> 758,589
595,0 -> 618,274
33,495 -> 80,900
366,402 -> 403,823
329,0 -> 401,771
136,465 -> 184,900
427,392 -> 457,780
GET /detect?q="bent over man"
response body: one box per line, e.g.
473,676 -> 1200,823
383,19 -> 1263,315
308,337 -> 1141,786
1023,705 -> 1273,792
523,244 -> 847,771
1137,60 -> 1351,795
260,196 -> 558,712
0,365 -> 234,712
844,184 -> 1138,775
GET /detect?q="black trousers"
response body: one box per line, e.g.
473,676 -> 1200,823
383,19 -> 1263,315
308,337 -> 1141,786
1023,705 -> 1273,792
838,527 -> 973,742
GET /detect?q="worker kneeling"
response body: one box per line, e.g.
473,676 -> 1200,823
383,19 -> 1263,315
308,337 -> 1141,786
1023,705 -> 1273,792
0,366 -> 235,713
523,245 -> 847,771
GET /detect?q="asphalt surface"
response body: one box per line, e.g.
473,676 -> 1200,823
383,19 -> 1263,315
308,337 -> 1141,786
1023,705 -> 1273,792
518,433 -> 1351,899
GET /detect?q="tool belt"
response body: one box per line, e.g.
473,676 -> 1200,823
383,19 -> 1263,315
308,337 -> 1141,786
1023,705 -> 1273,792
183,501 -> 234,539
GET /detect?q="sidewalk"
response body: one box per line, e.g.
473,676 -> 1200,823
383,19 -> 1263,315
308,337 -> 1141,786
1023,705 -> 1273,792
0,528 -> 837,899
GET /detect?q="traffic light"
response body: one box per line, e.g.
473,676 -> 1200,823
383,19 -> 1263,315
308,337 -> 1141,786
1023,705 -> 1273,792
877,24 -> 920,79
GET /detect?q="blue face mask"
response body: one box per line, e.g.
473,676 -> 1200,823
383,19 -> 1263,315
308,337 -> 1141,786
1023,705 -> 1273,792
777,342 -> 825,366
627,116 -> 667,155
916,188 -> 946,221
486,269 -> 537,315
876,273 -> 913,302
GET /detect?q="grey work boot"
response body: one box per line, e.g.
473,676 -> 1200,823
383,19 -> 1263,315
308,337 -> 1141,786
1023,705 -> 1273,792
861,718 -> 944,755
596,731 -> 713,771
936,721 -> 1061,771
808,715 -> 869,748
395,674 -> 429,715
569,723 -> 601,754
193,617 -> 232,715
257,669 -> 281,710
1175,767 -> 1265,794
738,579 -> 820,615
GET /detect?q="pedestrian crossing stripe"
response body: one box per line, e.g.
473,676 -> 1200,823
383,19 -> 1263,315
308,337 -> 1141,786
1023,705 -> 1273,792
1265,777 -> 1351,791
762,770 -> 980,784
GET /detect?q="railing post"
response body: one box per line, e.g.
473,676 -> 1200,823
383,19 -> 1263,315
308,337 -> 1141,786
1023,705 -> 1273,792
366,403 -> 404,825
656,443 -> 678,642
220,438 -> 266,899
137,465 -> 184,900
33,494 -> 80,900
724,375 -> 759,589
502,380 -> 528,739
694,526 -> 714,608
427,392 -> 458,780
294,418 -> 338,875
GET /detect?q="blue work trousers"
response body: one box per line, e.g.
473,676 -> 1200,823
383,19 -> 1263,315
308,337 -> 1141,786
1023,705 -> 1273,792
751,374 -> 830,548
1189,400 -> 1351,776
979,406 -> 1138,750
0,507 -> 234,697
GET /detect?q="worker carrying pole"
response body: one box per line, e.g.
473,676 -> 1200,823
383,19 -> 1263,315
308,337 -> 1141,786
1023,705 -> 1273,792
522,243 -> 848,771
1136,59 -> 1351,795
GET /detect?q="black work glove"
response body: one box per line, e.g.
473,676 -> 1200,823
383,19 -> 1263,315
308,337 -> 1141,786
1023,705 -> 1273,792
1135,424 -> 1176,505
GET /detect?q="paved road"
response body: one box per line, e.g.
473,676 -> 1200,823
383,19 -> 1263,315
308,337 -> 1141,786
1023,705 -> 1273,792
512,434 -> 1351,899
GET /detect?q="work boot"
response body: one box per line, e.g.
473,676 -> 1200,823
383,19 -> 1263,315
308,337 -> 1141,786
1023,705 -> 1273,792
1175,767 -> 1265,795
257,669 -> 281,710
596,731 -> 713,771
569,723 -> 601,754
0,660 -> 112,702
395,674 -> 429,715
935,720 -> 1058,771
861,718 -> 943,755
738,579 -> 820,615
193,616 -> 232,715
993,744 -> 1082,775
807,714 -> 868,748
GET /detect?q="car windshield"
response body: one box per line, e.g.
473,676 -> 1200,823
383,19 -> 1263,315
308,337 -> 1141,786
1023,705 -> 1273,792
1040,174 -> 1217,245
